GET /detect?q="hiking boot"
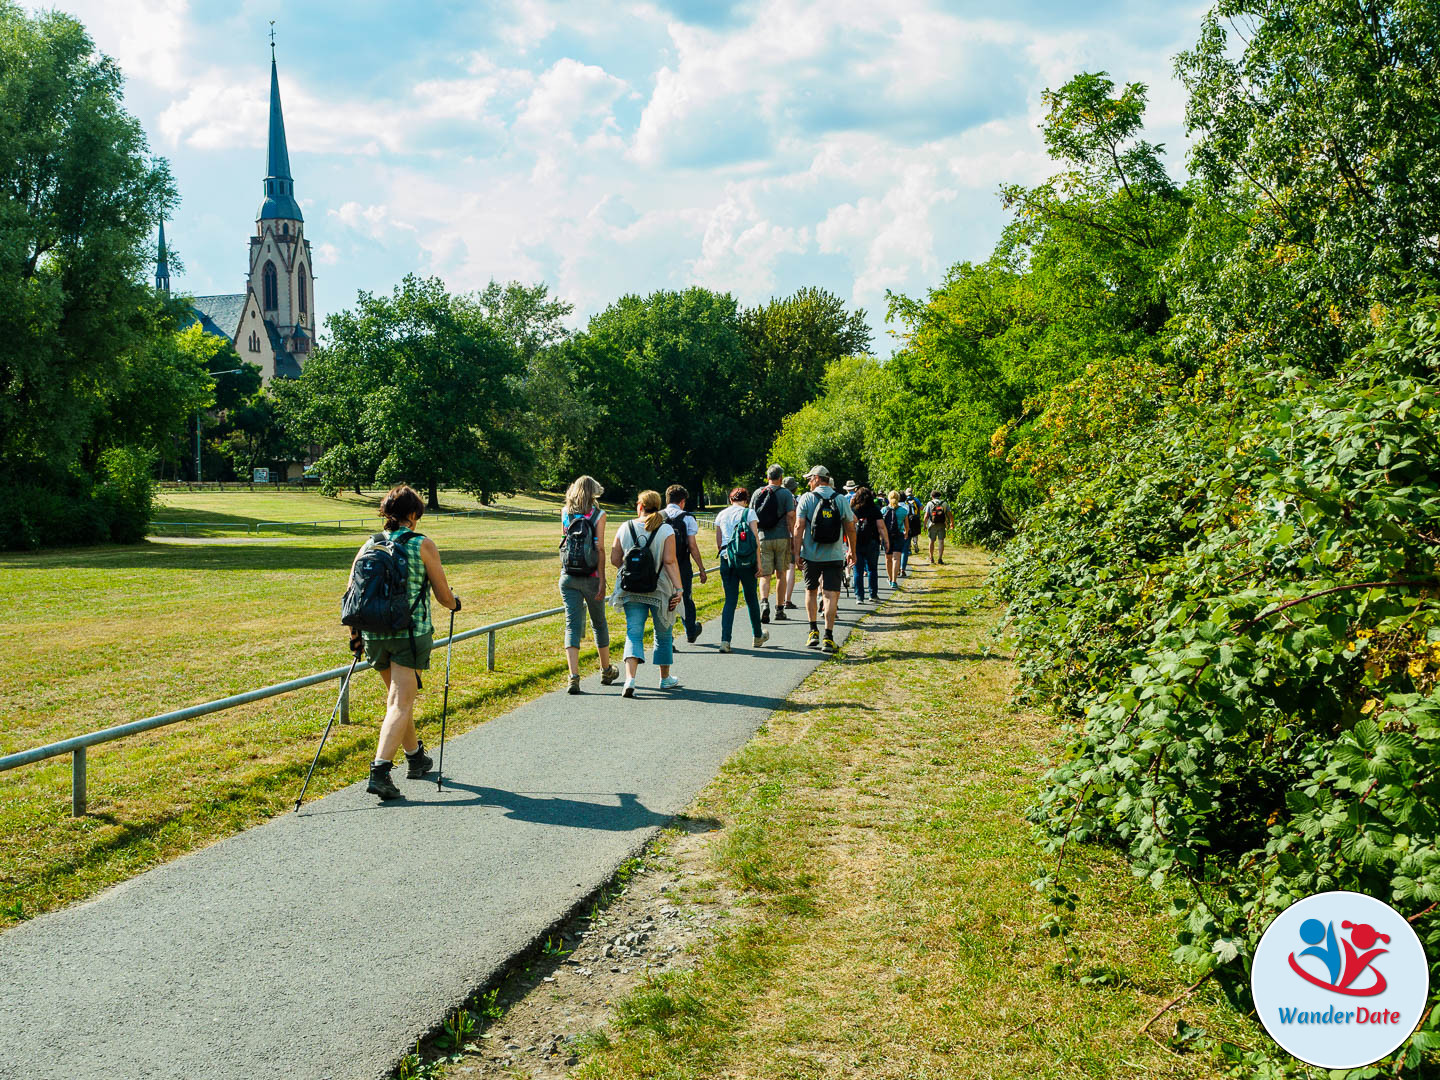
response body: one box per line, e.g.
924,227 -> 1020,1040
368,761 -> 402,800
760,603 -> 771,624
822,633 -> 836,654
806,629 -> 820,649
686,622 -> 703,644
600,664 -> 620,685
774,607 -> 788,621
567,675 -> 582,695
404,743 -> 434,779
753,631 -> 770,648
718,640 -> 732,653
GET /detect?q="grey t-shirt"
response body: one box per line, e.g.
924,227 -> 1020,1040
795,485 -> 855,563
749,483 -> 795,541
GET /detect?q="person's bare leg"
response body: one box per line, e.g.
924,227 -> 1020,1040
565,646 -> 581,678
376,664 -> 420,761
626,656 -> 640,679
598,644 -> 612,669
759,571 -> 772,604
824,590 -> 839,632
660,664 -> 671,678
806,588 -> 819,623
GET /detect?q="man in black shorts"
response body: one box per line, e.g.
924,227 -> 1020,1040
792,465 -> 856,653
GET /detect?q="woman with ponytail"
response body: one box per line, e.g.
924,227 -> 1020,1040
609,489 -> 683,697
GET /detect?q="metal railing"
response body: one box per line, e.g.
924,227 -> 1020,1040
0,608 -> 560,816
1,552 -> 725,816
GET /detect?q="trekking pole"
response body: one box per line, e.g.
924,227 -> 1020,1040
436,605 -> 455,792
294,652 -> 361,811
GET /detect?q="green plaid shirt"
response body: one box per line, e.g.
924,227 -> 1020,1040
360,529 -> 431,640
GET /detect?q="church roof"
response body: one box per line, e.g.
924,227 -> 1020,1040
257,58 -> 303,221
190,293 -> 248,341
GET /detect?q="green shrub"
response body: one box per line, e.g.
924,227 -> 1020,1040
997,303 -> 1440,1055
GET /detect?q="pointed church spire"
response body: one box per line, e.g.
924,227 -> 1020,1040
155,220 -> 170,295
257,34 -> 302,222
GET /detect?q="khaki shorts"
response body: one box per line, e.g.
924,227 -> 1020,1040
928,523 -> 947,540
363,631 -> 434,671
757,536 -> 792,575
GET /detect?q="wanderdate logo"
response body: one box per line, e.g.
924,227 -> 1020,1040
1253,892 -> 1428,1069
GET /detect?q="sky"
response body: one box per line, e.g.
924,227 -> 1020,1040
32,0 -> 1211,353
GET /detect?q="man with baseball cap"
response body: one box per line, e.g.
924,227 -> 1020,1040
792,464 -> 856,652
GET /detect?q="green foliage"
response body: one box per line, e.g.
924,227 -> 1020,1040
768,354 -> 880,487
283,274 -> 527,507
997,302 -> 1440,1046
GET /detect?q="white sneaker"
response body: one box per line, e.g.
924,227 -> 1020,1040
753,631 -> 769,648
659,675 -> 681,690
718,641 -> 732,653
622,678 -> 635,698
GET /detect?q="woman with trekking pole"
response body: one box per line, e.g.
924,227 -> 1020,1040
610,489 -> 683,697
352,485 -> 461,801
559,475 -> 620,694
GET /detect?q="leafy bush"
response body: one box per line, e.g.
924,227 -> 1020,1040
999,304 -> 1440,1054
5,446 -> 157,550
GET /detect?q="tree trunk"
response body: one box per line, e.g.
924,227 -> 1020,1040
427,480 -> 439,510
690,474 -> 707,511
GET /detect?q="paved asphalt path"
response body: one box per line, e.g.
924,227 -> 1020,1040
0,588 -> 878,1080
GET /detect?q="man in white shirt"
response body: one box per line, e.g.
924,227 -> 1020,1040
664,485 -> 708,642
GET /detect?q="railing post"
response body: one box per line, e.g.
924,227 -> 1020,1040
72,747 -> 86,817
339,677 -> 350,725
487,631 -> 496,672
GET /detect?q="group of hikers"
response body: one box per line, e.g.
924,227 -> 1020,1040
346,475 -> 950,800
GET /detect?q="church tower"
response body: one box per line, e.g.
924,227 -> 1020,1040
155,220 -> 170,295
240,46 -> 313,374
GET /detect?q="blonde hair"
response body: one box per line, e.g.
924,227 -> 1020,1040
564,475 -> 604,517
637,489 -> 664,533
888,490 -> 900,507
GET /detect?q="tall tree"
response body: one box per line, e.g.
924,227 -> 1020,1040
0,2 -> 176,485
285,275 -> 527,508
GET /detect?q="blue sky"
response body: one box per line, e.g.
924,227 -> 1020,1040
35,0 -> 1210,352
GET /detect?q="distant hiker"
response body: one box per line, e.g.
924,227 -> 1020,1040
905,488 -> 921,556
750,464 -> 796,624
559,475 -> 620,695
883,491 -> 908,590
783,478 -> 806,613
348,484 -> 460,801
923,490 -> 951,564
715,486 -> 767,652
610,489 -> 684,696
849,485 -> 887,603
793,465 -> 856,653
842,479 -> 857,509
664,485 -> 708,643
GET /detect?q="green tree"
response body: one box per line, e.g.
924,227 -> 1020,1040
287,274 -> 527,508
0,2 -> 176,486
768,355 -> 880,489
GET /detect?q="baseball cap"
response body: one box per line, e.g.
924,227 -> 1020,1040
804,465 -> 830,480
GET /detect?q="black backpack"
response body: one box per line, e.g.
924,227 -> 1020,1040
560,510 -> 599,575
753,485 -> 781,530
666,508 -> 693,575
618,521 -> 661,593
341,529 -> 426,635
810,493 -> 842,544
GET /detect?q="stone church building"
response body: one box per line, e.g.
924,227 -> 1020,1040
157,55 -> 315,382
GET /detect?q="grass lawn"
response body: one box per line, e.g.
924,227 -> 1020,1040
570,551 -> 1264,1078
0,490 -> 725,929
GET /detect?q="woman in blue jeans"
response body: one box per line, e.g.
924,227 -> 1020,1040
713,486 -> 767,652
559,475 -> 620,694
609,489 -> 683,697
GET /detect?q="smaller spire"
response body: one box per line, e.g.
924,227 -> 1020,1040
155,220 -> 170,295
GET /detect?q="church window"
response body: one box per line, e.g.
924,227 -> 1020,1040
298,269 -> 308,314
282,223 -> 289,236
262,261 -> 278,310
248,330 -> 261,353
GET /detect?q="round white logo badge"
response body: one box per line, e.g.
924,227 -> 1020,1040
1252,891 -> 1429,1069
